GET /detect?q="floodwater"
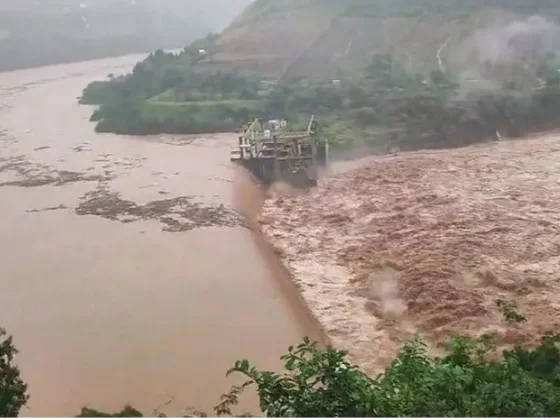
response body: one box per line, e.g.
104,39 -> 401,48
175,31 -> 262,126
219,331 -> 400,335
261,133 -> 560,373
0,55 -> 322,416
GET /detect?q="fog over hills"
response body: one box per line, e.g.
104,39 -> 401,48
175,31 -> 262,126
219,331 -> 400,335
213,0 -> 560,80
0,0 -> 254,71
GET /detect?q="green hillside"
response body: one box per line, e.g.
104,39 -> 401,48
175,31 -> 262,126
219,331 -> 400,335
214,0 -> 560,79
80,0 -> 560,156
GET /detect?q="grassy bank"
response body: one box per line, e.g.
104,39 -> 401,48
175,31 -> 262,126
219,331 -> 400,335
92,98 -> 259,135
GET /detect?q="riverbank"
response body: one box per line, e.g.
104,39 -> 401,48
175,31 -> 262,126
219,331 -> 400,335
259,133 -> 560,373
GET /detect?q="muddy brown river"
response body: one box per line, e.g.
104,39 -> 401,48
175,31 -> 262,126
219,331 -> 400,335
0,55 -> 322,416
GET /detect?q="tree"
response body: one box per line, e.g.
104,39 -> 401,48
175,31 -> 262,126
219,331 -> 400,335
349,107 -> 377,125
347,86 -> 368,108
0,328 -> 28,417
366,54 -> 413,90
3,296 -> 559,418
215,302 -> 560,417
430,69 -> 449,86
367,54 -> 393,79
224,338 -> 375,417
77,406 -> 144,418
220,333 -> 560,417
322,121 -> 356,147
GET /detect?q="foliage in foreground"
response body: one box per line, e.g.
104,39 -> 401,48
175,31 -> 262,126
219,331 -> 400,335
3,302 -> 560,417
220,334 -> 560,418
77,406 -> 144,418
0,328 -> 28,417
80,332 -> 560,417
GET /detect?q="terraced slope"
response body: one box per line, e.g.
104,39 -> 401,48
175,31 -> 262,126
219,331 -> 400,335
213,0 -> 560,79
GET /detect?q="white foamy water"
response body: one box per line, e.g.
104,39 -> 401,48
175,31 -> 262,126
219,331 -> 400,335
261,134 -> 560,372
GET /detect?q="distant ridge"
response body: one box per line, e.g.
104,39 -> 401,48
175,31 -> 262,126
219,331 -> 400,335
210,0 -> 560,79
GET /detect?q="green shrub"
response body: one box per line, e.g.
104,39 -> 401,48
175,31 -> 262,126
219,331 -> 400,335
2,298 -> 560,418
0,328 -> 28,417
219,334 -> 560,417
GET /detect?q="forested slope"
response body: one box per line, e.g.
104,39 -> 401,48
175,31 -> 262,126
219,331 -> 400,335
214,0 -> 560,79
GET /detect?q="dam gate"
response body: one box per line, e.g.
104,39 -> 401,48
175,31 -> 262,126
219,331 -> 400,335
230,116 -> 329,187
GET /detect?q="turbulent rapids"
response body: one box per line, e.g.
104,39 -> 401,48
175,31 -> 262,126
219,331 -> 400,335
259,133 -> 560,372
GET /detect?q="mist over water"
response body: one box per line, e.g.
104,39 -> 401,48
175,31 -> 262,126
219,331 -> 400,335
450,15 -> 560,95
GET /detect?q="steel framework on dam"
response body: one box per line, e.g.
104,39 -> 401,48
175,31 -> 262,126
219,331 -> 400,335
230,115 -> 329,187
